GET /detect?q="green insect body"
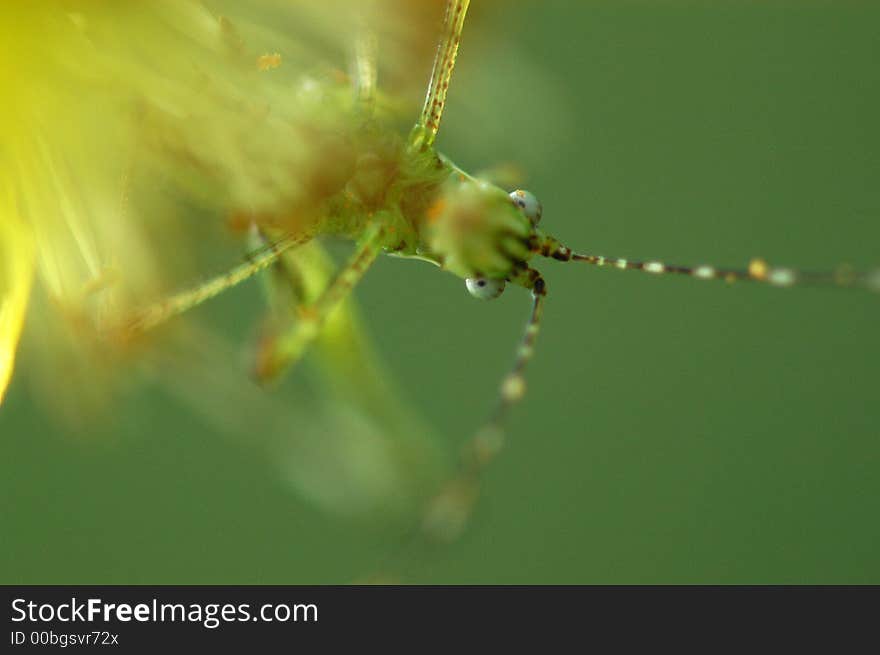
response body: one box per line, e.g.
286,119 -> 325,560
239,102 -> 539,286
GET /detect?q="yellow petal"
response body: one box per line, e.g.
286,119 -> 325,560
0,207 -> 35,406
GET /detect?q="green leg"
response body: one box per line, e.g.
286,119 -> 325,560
253,224 -> 385,384
410,0 -> 471,149
352,20 -> 378,119
123,232 -> 312,335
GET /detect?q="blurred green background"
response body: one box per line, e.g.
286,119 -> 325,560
2,0 -> 879,583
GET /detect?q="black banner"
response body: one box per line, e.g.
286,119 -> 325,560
2,586 -> 875,650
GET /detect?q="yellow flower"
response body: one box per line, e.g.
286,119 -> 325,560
0,0 -> 434,410
0,0 -> 454,519
0,206 -> 34,405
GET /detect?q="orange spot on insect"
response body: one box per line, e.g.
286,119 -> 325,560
257,53 -> 282,71
748,258 -> 769,280
227,211 -> 253,234
426,198 -> 446,224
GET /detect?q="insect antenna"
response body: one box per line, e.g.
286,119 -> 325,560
534,236 -> 880,293
470,279 -> 546,462
419,237 -> 880,543
422,267 -> 548,542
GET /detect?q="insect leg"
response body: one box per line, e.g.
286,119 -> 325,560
422,265 -> 547,542
410,0 -> 471,150
120,232 -> 313,336
252,223 -> 385,383
352,19 -> 378,118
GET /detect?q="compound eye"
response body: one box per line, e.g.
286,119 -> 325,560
509,189 -> 542,226
465,277 -> 506,300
